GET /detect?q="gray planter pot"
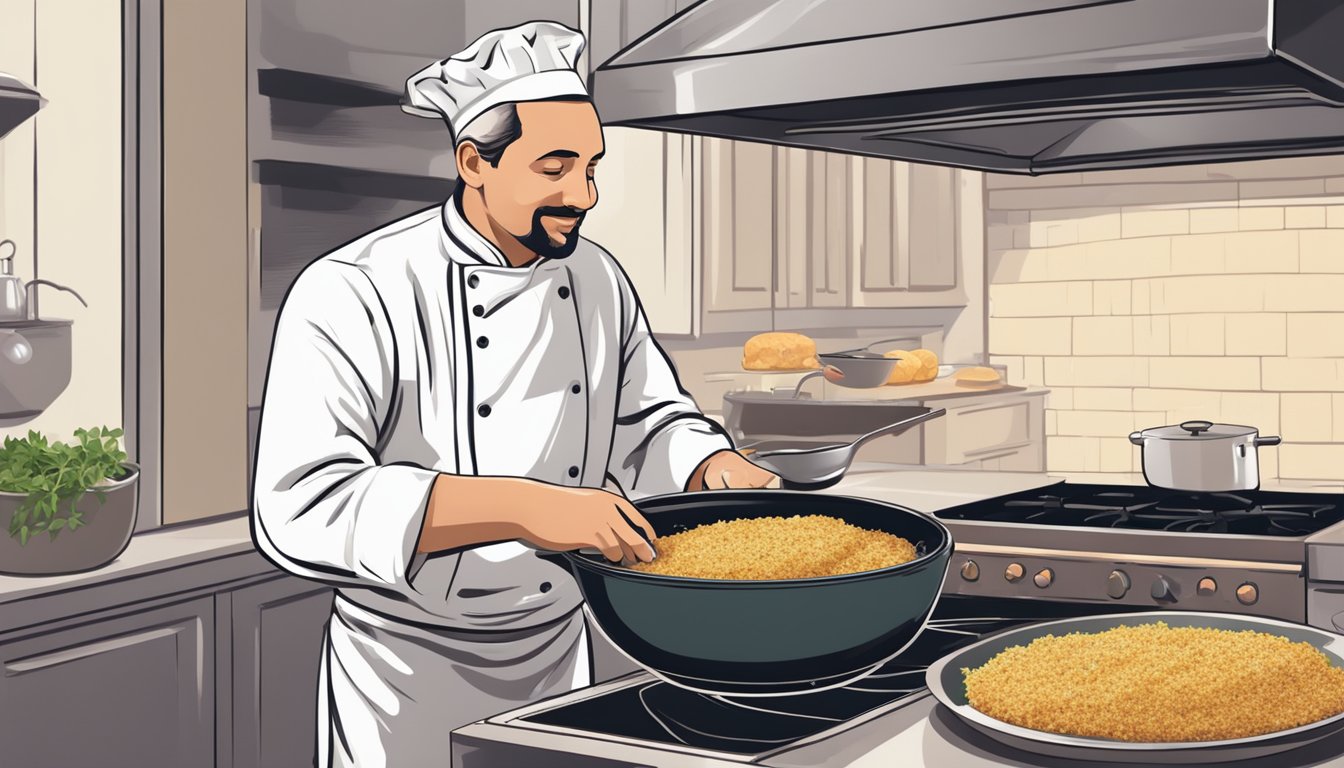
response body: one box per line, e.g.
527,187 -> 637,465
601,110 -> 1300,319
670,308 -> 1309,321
0,462 -> 139,576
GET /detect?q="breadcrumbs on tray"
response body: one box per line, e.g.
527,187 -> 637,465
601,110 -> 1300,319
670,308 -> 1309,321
626,514 -> 917,580
962,622 -> 1344,743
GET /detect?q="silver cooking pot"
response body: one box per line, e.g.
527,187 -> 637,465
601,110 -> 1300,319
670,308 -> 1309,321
1128,420 -> 1281,492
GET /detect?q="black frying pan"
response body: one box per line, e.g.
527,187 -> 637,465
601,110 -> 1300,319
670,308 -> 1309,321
543,490 -> 952,696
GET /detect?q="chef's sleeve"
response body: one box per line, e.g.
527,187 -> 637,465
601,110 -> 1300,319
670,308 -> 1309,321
606,264 -> 735,498
251,260 -> 439,595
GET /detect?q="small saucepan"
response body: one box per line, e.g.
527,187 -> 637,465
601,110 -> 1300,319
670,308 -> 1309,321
1128,420 -> 1282,492
791,339 -> 916,397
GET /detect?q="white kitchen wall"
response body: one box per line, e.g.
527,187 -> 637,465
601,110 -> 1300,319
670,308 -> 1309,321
987,155 -> 1344,487
0,0 -> 122,443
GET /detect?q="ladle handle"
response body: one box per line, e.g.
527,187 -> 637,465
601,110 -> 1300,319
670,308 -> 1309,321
850,408 -> 947,450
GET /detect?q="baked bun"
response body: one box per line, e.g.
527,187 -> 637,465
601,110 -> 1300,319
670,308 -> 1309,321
742,332 -> 820,371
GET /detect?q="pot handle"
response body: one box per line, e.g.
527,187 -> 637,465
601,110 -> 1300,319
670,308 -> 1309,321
1128,431 -> 1144,446
1255,435 -> 1282,447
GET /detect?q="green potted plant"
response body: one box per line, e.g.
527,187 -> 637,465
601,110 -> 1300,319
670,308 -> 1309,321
0,427 -> 139,576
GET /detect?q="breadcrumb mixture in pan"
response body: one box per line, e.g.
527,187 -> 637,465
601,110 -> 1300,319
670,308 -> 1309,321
626,515 -> 918,580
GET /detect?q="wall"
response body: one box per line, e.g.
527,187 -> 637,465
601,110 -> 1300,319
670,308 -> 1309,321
0,0 -> 123,443
986,156 -> 1344,487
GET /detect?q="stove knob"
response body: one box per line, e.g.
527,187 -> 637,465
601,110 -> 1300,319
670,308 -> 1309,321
1197,577 -> 1218,596
1033,568 -> 1054,588
960,560 -> 980,582
1107,570 -> 1131,599
1005,563 -> 1025,583
1237,582 -> 1259,605
1151,575 -> 1176,602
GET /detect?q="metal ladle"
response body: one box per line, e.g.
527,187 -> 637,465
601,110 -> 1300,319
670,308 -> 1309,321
744,408 -> 947,489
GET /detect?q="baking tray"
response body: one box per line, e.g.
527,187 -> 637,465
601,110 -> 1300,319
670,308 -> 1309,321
926,612 -> 1344,764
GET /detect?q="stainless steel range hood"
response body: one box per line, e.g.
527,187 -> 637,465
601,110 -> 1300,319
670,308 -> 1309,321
592,0 -> 1344,174
0,72 -> 43,141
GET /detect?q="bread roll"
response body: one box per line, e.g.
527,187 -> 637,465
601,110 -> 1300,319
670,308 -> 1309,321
882,350 -> 921,384
910,349 -> 939,382
742,332 -> 820,371
882,349 -> 939,384
954,366 -> 1003,388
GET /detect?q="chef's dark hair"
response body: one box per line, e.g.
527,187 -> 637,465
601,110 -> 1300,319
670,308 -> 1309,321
455,95 -> 594,166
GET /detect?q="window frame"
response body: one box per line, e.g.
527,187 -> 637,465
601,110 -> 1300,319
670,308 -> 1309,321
123,0 -> 164,531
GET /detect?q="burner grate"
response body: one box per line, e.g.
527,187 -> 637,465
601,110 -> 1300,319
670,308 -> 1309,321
940,483 -> 1344,536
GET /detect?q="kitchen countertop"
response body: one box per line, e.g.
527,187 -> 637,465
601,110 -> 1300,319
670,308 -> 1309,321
0,514 -> 270,634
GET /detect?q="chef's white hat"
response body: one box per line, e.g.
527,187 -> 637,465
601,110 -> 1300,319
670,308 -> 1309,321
403,21 -> 588,138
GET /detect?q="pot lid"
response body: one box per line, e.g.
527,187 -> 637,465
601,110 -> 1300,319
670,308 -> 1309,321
1137,420 -> 1257,440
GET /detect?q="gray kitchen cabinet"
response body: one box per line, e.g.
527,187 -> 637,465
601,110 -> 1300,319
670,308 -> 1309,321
0,597 -> 215,768
226,576 -> 334,768
852,388 -> 1048,471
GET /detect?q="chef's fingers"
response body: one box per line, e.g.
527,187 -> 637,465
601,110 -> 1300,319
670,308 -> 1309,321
706,469 -> 731,490
591,528 -> 625,563
607,524 -> 640,565
609,514 -> 656,563
614,500 -> 658,546
751,467 -> 780,488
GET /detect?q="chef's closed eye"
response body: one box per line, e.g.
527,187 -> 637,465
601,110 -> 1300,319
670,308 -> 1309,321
534,149 -> 581,178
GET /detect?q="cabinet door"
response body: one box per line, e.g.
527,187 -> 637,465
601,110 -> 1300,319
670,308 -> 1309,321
0,598 -> 214,768
774,147 -> 810,309
809,152 -> 850,307
908,163 -> 959,290
229,577 -> 334,768
851,160 -> 965,307
702,138 -> 775,314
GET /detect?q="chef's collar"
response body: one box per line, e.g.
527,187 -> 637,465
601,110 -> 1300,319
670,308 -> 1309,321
440,188 -> 513,268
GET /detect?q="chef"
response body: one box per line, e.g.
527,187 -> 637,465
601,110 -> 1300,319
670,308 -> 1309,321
251,19 -> 777,768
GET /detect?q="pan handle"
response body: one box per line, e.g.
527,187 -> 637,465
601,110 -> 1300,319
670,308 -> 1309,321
832,337 -> 917,355
791,369 -> 826,398
1255,435 -> 1282,447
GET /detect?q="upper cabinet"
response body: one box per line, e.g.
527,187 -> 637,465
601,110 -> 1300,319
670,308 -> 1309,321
852,157 -> 964,307
700,138 -> 970,323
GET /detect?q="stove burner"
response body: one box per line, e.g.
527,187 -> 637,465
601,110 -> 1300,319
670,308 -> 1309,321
519,596 -> 1150,757
938,483 -> 1344,536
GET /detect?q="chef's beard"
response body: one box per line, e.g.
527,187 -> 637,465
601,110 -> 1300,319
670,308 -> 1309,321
516,205 -> 586,260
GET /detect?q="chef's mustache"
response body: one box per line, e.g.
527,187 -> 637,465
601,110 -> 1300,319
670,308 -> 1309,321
535,205 -> 587,224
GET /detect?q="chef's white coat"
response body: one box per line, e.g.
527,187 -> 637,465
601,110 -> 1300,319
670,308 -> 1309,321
251,194 -> 733,767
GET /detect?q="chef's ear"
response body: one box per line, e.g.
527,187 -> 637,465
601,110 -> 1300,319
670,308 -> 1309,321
456,141 -> 487,190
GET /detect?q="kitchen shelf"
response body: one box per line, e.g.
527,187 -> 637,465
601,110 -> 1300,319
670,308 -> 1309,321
256,67 -> 401,107
253,159 -> 453,201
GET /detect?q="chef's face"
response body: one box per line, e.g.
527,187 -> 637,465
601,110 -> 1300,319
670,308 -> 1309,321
475,100 -> 604,259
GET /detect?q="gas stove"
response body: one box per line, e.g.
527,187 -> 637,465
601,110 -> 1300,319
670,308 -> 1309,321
933,481 -> 1344,625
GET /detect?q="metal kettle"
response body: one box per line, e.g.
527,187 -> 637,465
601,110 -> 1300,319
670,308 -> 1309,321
0,239 -> 87,321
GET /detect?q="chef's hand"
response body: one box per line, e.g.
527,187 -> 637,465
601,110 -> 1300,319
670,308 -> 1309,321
688,449 -> 781,491
512,484 -> 658,564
